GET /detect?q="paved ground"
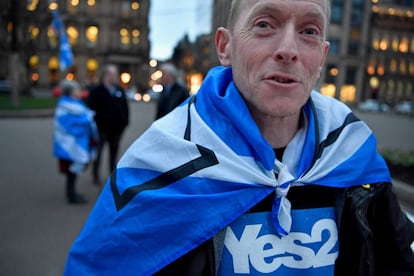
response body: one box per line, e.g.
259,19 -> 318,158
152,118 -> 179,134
354,110 -> 414,151
0,101 -> 155,276
0,102 -> 412,276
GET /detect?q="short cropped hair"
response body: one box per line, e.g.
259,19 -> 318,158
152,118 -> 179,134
60,80 -> 81,96
99,64 -> 118,82
160,63 -> 178,80
227,0 -> 331,35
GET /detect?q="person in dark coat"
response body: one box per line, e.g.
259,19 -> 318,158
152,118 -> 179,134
87,64 -> 129,185
155,63 -> 189,119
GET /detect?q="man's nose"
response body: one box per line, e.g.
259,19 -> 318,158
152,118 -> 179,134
272,26 -> 299,64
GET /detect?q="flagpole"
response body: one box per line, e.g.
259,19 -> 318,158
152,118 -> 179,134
52,9 -> 74,74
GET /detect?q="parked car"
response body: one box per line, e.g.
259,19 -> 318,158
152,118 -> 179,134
0,80 -> 12,94
358,99 -> 390,112
395,101 -> 412,115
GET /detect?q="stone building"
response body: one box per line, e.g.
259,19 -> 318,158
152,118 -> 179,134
0,0 -> 150,93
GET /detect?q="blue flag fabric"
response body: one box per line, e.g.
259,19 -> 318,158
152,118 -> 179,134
53,96 -> 98,173
52,10 -> 74,71
64,66 -> 391,275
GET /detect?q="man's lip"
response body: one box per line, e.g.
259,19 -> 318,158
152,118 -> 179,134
264,73 -> 299,84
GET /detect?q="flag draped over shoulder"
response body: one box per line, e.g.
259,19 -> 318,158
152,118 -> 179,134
52,10 -> 74,71
64,66 -> 391,275
53,96 -> 98,173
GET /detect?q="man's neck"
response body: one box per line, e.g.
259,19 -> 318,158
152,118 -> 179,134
253,111 -> 302,149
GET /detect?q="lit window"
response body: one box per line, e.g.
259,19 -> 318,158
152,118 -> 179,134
379,36 -> 389,51
372,32 -> 380,50
48,56 -> 59,70
29,55 -> 39,68
411,36 -> 414,53
320,84 -> 336,98
377,64 -> 385,76
399,36 -> 409,53
120,28 -> 130,46
131,2 -> 140,10
27,0 -> 39,11
86,25 -> 99,46
390,59 -> 398,73
47,26 -> 58,48
70,0 -> 79,7
120,72 -> 131,85
68,0 -> 79,13
86,58 -> 98,71
132,28 -> 140,37
340,85 -> 356,103
67,26 -> 79,45
48,2 -> 58,11
132,28 -> 140,45
86,58 -> 98,80
400,60 -> 407,75
367,65 -> 375,75
29,25 -> 40,40
31,72 -> 39,83
149,59 -> 158,68
329,67 -> 339,77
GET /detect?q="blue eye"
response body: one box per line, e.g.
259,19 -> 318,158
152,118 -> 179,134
303,28 -> 318,35
257,21 -> 270,28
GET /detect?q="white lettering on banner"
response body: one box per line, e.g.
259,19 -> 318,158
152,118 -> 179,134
223,218 -> 338,274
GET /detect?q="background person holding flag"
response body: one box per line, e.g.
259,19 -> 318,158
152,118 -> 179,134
52,9 -> 74,71
53,80 -> 98,204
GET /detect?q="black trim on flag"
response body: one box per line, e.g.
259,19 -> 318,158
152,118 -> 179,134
314,112 -> 360,160
111,144 -> 219,211
303,102 -> 361,176
184,96 -> 196,141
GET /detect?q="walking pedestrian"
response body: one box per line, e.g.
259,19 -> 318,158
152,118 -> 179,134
64,0 -> 414,274
87,64 -> 129,185
53,80 -> 98,204
155,63 -> 189,119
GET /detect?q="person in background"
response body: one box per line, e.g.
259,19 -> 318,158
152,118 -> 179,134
155,63 -> 189,119
53,80 -> 98,204
87,64 -> 129,185
64,0 -> 414,275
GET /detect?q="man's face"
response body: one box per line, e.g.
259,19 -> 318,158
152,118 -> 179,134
106,67 -> 119,86
217,0 -> 330,118
158,71 -> 172,86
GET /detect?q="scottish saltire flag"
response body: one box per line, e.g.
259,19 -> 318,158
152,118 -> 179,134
53,96 -> 98,173
64,66 -> 391,275
52,10 -> 74,71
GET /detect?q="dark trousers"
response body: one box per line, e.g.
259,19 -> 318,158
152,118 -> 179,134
93,131 -> 123,181
66,172 -> 77,200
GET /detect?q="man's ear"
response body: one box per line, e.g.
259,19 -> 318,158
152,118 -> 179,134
215,27 -> 231,66
320,41 -> 330,69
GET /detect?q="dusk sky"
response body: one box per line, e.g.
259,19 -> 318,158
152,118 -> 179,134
149,0 -> 213,61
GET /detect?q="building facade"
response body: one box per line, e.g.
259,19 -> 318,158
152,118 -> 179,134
367,2 -> 414,106
0,0 -> 151,93
322,0 -> 414,106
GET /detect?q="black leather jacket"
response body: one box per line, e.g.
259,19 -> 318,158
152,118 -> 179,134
156,183 -> 414,276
